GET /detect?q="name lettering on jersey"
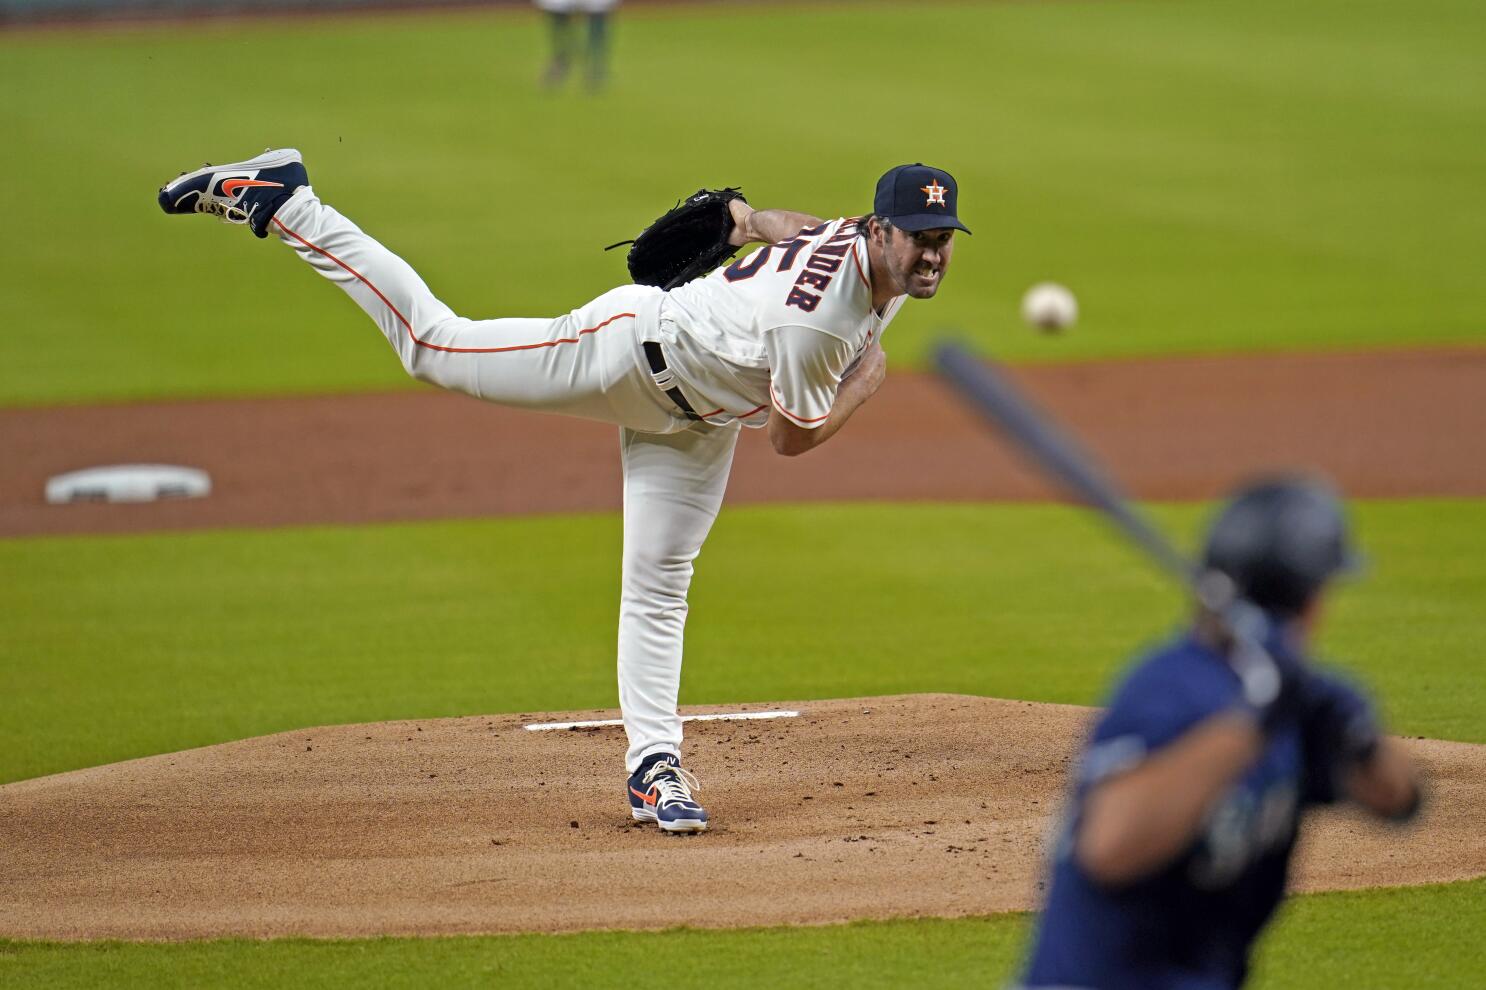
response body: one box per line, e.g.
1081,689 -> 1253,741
1188,781 -> 1298,889
805,252 -> 843,274
719,218 -> 864,314
796,269 -> 832,291
784,286 -> 820,312
785,219 -> 860,313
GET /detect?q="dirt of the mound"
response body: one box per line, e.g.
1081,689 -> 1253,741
3,347 -> 1484,538
0,695 -> 1478,941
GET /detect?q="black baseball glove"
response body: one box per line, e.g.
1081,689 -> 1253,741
607,188 -> 747,290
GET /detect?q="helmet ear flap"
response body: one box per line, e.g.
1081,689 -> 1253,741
1202,476 -> 1355,616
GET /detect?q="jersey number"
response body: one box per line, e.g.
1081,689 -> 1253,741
724,237 -> 810,282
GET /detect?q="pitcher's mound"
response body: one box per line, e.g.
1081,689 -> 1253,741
2,694 -> 1482,940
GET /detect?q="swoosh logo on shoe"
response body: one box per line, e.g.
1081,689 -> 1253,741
221,178 -> 284,197
630,785 -> 657,806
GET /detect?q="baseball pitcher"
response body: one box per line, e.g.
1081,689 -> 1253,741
157,150 -> 969,834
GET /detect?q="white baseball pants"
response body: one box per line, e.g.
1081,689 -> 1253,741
271,187 -> 741,772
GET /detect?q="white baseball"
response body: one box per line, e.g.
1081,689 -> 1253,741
1021,282 -> 1078,332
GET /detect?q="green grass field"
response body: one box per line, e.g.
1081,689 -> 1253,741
5,877 -> 1484,988
3,500 -> 1484,785
1,0 -> 1483,406
3,0 -> 1483,985
2,500 -> 1484,985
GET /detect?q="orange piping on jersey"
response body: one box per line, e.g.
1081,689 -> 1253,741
849,241 -> 871,291
686,403 -> 754,422
769,384 -> 832,425
272,217 -> 634,354
739,403 -> 769,418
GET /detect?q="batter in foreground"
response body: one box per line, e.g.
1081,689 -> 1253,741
157,150 -> 969,834
1017,478 -> 1421,989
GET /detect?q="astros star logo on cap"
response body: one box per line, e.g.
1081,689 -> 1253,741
921,180 -> 948,207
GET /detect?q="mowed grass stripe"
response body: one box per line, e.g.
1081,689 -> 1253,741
1,0 -> 1483,405
2,499 -> 1482,786
1,878 -> 1482,988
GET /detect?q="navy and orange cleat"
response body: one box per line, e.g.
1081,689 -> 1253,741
627,753 -> 709,834
157,148 -> 307,238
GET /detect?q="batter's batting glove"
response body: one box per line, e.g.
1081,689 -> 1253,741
1299,670 -> 1382,767
1221,601 -> 1310,733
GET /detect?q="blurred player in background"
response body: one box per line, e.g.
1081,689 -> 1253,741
536,0 -> 618,91
1018,477 -> 1421,990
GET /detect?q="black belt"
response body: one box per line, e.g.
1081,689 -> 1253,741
643,341 -> 703,421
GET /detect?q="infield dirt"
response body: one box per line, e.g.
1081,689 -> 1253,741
2,694 -> 1482,940
4,347 -> 1484,538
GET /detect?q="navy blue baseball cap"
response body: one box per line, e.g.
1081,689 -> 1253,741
874,163 -> 971,234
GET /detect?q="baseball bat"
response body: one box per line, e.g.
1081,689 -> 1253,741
933,342 -> 1194,581
931,341 -> 1282,705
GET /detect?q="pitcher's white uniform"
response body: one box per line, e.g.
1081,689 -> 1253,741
269,188 -> 903,770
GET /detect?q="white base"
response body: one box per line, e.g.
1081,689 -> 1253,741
45,464 -> 211,504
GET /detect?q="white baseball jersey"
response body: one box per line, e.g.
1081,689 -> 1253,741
658,217 -> 905,429
268,188 -> 903,779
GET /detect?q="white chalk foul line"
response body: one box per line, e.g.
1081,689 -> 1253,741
524,710 -> 800,732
